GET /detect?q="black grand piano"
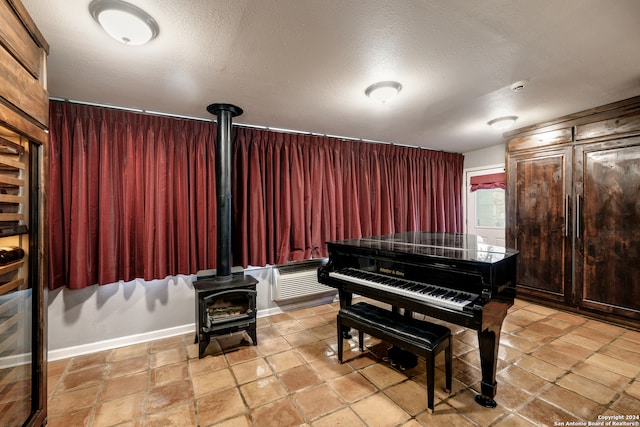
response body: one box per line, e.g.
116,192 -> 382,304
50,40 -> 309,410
318,231 -> 518,408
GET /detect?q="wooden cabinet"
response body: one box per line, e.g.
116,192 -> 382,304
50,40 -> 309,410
506,97 -> 640,328
0,1 -> 48,426
507,145 -> 572,303
574,136 -> 640,321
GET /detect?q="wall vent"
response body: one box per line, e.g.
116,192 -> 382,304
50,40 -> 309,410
272,259 -> 335,302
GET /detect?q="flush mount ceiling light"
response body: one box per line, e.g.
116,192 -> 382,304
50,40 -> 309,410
365,81 -> 402,103
487,116 -> 518,130
89,0 -> 159,46
510,80 -> 528,92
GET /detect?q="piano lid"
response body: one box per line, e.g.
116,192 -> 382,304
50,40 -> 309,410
327,231 -> 518,264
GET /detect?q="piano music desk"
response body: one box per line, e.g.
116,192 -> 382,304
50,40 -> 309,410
337,301 -> 452,413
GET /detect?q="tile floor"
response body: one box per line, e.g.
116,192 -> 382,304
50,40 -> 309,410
46,298 -> 640,427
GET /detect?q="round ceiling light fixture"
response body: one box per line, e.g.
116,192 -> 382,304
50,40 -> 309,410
487,116 -> 518,130
510,80 -> 528,92
89,0 -> 159,46
365,81 -> 402,103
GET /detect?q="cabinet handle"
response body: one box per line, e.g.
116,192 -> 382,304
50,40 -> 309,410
565,195 -> 570,237
576,195 -> 581,239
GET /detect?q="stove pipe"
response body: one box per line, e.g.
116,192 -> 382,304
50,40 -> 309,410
206,103 -> 243,278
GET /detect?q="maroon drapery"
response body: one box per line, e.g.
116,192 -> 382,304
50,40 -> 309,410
470,172 -> 506,191
49,101 -> 463,290
49,101 -> 219,289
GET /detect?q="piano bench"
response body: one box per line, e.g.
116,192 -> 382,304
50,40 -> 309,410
337,301 -> 452,413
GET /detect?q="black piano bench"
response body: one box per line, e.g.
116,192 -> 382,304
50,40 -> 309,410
337,302 -> 452,413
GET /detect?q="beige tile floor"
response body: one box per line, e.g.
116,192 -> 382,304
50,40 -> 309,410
46,298 -> 640,427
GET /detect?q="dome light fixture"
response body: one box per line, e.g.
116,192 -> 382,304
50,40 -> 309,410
487,116 -> 518,130
365,81 -> 402,103
89,0 -> 159,46
510,80 -> 528,92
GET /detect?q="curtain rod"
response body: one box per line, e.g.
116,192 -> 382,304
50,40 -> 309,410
49,97 -> 437,150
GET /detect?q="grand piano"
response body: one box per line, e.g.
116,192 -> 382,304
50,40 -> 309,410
318,231 -> 518,408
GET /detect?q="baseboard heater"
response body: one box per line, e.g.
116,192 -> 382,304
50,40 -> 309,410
272,259 -> 336,302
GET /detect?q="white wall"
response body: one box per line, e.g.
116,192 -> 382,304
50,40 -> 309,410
461,143 -> 506,235
46,265 -> 335,360
47,275 -> 197,360
463,143 -> 506,170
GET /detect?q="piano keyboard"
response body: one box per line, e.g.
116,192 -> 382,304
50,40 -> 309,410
329,268 -> 478,311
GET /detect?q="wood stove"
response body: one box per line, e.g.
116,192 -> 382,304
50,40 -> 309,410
194,103 -> 258,358
194,271 -> 257,358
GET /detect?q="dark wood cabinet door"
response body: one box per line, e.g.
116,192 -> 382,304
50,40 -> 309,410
574,137 -> 640,320
507,147 -> 572,302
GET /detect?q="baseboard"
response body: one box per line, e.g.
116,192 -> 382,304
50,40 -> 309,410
0,353 -> 31,369
46,310 -> 276,361
258,294 -> 338,318
47,296 -> 341,361
47,323 -> 196,362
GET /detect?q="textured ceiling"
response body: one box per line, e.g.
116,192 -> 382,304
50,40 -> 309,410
22,0 -> 640,153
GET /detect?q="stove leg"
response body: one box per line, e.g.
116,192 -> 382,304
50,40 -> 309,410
198,333 -> 210,359
247,324 -> 257,345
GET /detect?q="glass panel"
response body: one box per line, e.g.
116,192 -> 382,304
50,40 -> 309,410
206,292 -> 250,324
0,131 -> 32,426
0,289 -> 32,426
475,189 -> 505,228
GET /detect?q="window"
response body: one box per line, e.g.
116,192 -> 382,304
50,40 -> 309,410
475,188 -> 505,228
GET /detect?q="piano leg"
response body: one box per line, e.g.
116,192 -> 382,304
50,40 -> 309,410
475,299 -> 511,408
338,290 -> 353,339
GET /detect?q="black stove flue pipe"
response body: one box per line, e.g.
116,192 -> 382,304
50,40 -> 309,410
206,103 -> 243,279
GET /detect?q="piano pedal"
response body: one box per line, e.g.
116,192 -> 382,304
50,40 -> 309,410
382,355 -> 405,371
387,346 -> 418,370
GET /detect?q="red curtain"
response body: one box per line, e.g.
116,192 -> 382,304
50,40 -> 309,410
470,172 -> 506,191
48,101 -> 463,289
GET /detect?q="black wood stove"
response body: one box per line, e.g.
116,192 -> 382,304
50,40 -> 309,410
194,270 -> 257,358
194,103 -> 258,359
